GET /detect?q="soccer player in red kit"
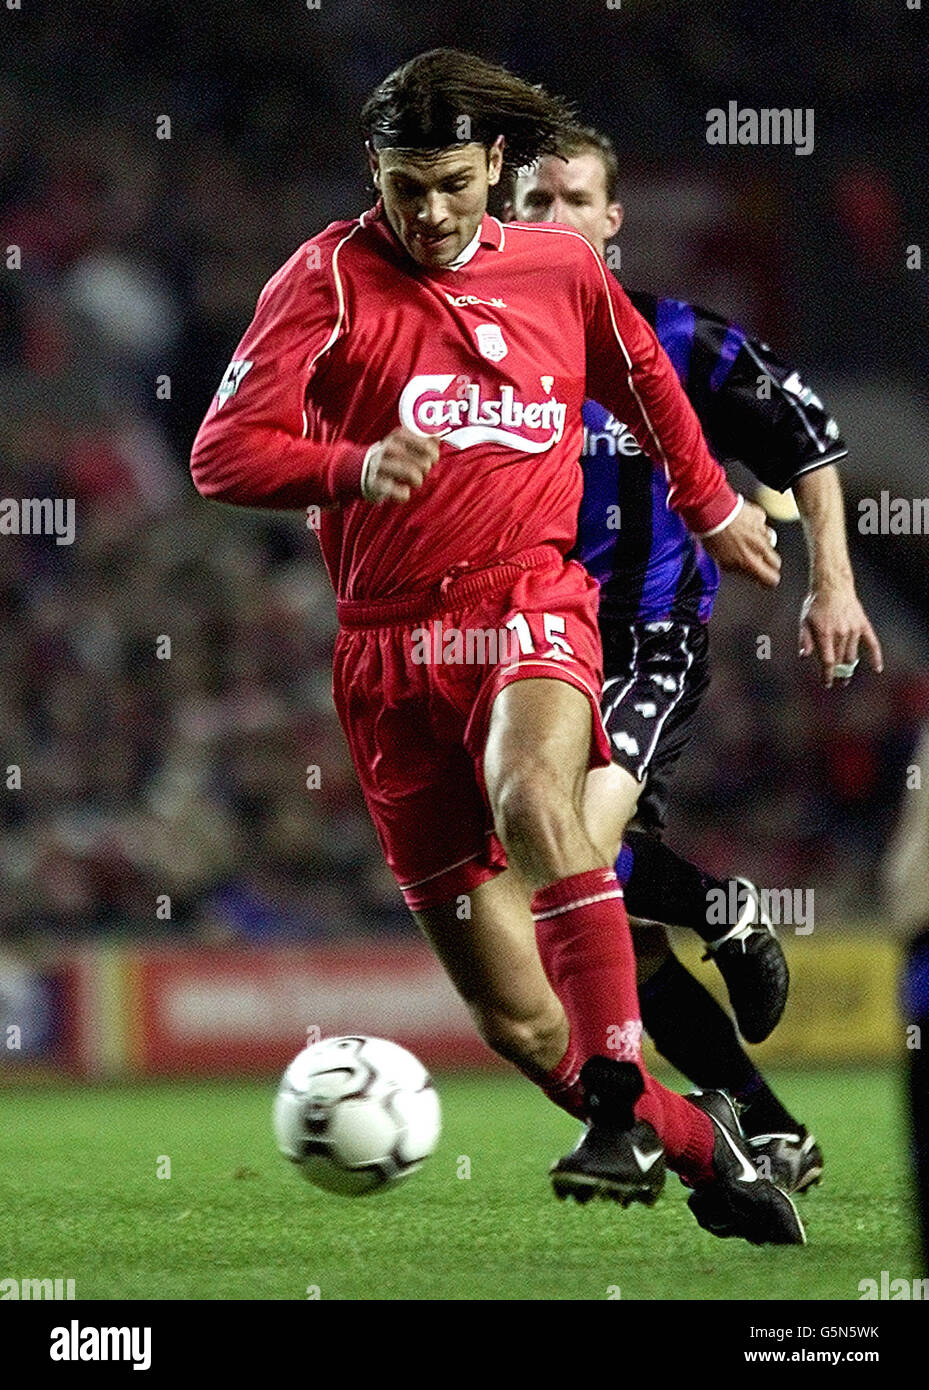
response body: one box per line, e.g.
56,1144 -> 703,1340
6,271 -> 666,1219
191,49 -> 803,1244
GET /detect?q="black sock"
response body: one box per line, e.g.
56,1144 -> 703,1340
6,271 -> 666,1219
733,1073 -> 803,1139
639,954 -> 799,1137
624,829 -> 727,943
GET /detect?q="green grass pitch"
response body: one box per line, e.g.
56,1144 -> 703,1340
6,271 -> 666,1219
1,1067 -> 916,1300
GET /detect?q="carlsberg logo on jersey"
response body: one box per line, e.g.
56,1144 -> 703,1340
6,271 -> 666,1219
399,375 -> 567,453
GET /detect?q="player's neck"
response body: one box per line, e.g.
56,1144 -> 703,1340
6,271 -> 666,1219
444,228 -> 481,271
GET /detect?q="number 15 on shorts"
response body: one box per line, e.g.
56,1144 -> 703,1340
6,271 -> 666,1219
506,611 -> 576,662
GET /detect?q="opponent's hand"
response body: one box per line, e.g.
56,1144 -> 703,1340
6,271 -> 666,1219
799,584 -> 884,688
701,498 -> 782,588
361,428 -> 439,504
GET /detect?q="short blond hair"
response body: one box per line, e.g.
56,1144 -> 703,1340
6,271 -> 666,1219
554,124 -> 620,203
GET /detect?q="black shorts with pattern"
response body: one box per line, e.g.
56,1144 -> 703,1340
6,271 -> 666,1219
599,619 -> 710,836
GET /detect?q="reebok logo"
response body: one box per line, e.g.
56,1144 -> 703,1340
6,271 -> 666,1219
443,292 -> 507,309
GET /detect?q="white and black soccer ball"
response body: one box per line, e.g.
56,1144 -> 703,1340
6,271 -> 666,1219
273,1035 -> 441,1196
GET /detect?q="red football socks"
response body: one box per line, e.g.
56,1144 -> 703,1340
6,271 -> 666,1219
532,866 -> 714,1182
521,1035 -> 586,1118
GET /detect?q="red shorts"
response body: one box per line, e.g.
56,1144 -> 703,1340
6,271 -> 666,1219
332,545 -> 612,911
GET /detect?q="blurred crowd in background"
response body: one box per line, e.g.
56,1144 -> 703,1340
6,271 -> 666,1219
2,0 -> 928,942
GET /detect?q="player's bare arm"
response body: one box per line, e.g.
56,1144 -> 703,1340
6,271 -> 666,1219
793,464 -> 884,686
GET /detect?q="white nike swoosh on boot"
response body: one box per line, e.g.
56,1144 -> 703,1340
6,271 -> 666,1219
712,1117 -> 759,1183
631,1144 -> 663,1172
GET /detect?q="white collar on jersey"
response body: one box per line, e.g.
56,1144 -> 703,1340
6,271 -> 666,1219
445,227 -> 481,270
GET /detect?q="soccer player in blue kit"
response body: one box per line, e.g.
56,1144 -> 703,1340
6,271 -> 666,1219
510,124 -> 883,1194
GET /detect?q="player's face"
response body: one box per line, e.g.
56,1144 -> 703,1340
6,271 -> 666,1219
371,140 -> 503,270
511,152 -> 623,257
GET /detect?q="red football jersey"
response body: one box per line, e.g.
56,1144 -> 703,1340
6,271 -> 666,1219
191,204 -> 737,601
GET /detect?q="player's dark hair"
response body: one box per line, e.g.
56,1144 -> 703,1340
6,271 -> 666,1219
554,123 -> 621,202
361,48 -> 577,170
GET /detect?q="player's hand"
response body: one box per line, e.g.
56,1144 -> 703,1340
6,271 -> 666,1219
361,427 -> 439,504
701,498 -> 782,588
799,584 -> 884,688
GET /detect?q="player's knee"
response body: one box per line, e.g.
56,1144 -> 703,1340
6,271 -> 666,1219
491,766 -> 578,862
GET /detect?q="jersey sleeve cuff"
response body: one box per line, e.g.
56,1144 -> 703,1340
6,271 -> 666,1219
327,442 -> 369,502
689,484 -> 742,538
785,446 -> 848,487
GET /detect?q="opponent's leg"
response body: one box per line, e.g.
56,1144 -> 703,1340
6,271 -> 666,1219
623,830 -> 789,1044
596,620 -> 789,1039
632,922 -> 823,1194
577,740 -> 808,1217
588,625 -> 810,1207
634,922 -> 778,1098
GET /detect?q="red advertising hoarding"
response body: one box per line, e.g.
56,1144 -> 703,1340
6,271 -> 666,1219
58,941 -> 496,1077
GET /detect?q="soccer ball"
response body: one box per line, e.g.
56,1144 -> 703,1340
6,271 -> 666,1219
273,1035 -> 441,1196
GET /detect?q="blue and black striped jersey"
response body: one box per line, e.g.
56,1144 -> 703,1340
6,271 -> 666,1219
572,290 -> 847,625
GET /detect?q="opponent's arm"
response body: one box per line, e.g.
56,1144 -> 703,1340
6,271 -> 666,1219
630,292 -> 882,685
794,465 -> 883,687
627,292 -> 847,491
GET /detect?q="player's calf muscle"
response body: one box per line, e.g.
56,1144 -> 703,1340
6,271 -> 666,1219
430,955 -> 567,1074
413,876 -> 568,1074
477,1003 -> 568,1076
